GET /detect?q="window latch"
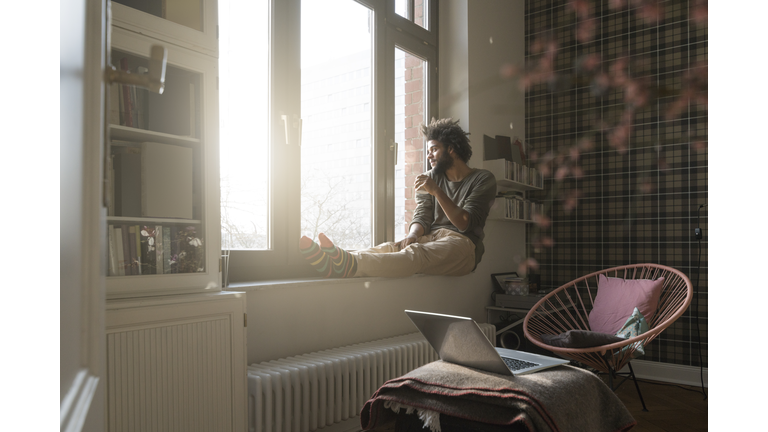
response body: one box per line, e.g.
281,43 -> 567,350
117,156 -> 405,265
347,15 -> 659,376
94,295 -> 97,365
391,141 -> 399,165
281,114 -> 302,146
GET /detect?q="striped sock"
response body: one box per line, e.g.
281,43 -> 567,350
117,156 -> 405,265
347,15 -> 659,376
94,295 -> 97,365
319,233 -> 358,278
299,235 -> 357,278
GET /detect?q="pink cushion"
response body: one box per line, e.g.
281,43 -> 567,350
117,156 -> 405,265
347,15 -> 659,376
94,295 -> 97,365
588,275 -> 665,334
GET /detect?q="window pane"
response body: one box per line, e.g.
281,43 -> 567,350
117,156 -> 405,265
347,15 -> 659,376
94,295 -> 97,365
394,48 -> 426,238
395,0 -> 407,18
394,0 -> 429,30
115,0 -> 203,31
219,0 -> 269,250
301,0 -> 373,250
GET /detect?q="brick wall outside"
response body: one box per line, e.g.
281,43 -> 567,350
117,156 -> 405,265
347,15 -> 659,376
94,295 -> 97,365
399,0 -> 426,235
402,54 -> 424,233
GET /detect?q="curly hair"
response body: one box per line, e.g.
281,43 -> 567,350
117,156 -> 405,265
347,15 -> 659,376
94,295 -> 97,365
419,118 -> 472,163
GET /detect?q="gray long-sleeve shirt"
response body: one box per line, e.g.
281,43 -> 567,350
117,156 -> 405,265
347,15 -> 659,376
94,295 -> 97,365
410,168 -> 497,267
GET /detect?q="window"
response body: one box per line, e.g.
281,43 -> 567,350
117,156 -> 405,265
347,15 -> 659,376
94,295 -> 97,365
219,0 -> 270,250
394,48 -> 428,237
395,0 -> 429,30
301,0 -> 373,250
219,0 -> 437,281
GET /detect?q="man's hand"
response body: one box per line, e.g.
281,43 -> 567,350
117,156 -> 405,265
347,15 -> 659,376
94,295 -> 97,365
398,233 -> 419,249
414,174 -> 439,195
398,223 -> 425,249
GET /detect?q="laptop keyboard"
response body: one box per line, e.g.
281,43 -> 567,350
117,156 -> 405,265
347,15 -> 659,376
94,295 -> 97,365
501,356 -> 540,371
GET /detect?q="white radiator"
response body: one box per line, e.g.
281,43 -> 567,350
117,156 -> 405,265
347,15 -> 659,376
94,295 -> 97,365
248,323 -> 496,432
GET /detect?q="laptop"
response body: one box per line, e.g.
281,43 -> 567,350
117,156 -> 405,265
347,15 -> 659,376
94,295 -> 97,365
405,310 -> 569,376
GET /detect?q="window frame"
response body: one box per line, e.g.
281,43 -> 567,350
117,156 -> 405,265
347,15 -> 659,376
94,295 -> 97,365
225,0 -> 438,283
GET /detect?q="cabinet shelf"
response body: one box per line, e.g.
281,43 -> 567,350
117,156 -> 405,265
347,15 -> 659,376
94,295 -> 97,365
483,159 -> 543,192
108,216 -> 202,224
110,124 -> 201,148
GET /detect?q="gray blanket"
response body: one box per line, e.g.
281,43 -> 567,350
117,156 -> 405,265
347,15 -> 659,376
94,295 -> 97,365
360,361 -> 636,432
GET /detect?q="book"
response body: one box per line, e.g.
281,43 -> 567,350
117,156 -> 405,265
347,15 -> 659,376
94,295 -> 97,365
118,79 -> 125,125
483,135 -> 499,161
134,224 -> 142,275
108,225 -> 118,276
109,82 -> 121,125
140,142 -> 193,219
115,226 -> 126,276
504,135 -> 524,165
128,225 -> 138,275
139,226 -> 156,275
163,226 -> 172,274
494,135 -> 515,163
511,137 -> 527,164
107,155 -> 114,216
155,225 -> 164,274
121,224 -> 132,275
170,225 -> 178,274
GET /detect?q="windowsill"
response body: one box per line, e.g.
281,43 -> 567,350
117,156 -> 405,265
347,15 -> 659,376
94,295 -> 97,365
223,273 -> 432,292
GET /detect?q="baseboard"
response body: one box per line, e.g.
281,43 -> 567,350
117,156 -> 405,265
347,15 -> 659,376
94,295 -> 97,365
618,359 -> 708,388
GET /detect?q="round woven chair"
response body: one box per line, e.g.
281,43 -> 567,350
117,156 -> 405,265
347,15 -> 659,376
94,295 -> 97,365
523,264 -> 693,411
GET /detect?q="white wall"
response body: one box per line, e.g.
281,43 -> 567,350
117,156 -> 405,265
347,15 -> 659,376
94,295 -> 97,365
235,0 -> 526,365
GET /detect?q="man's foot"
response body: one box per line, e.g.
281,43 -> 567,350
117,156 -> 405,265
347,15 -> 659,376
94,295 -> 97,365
318,233 -> 358,277
299,234 -> 357,278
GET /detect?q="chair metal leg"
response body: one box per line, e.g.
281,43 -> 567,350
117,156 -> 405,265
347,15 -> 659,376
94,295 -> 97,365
608,369 -> 613,390
603,363 -> 649,412
628,362 -> 649,412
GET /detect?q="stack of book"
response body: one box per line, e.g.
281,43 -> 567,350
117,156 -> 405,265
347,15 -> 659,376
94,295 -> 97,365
110,58 -> 149,129
490,195 -> 542,222
483,159 -> 543,188
107,224 -> 204,276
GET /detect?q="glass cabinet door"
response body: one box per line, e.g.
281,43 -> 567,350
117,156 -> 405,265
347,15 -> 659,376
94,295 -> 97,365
111,0 -> 218,57
106,26 -> 220,298
115,0 -> 204,31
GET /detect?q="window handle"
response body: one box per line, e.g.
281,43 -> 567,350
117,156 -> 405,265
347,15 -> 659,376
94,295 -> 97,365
106,45 -> 167,94
391,141 -> 399,165
281,115 -> 289,145
281,115 -> 302,146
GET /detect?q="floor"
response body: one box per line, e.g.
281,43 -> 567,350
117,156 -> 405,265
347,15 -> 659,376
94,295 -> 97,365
611,377 -> 708,432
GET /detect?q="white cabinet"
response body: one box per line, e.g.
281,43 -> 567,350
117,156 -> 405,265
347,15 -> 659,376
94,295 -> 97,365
106,292 -> 247,432
103,2 -> 246,431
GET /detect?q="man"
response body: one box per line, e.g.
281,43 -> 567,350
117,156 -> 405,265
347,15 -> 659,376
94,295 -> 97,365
300,118 -> 497,278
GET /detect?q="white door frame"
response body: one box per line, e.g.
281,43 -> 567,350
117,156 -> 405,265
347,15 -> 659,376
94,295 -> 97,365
60,0 -> 107,430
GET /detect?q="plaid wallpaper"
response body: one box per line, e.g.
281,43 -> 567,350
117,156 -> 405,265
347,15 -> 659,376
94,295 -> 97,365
524,0 -> 707,368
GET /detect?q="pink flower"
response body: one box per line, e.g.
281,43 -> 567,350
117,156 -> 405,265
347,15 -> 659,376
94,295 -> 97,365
518,258 -> 540,275
533,214 -> 552,228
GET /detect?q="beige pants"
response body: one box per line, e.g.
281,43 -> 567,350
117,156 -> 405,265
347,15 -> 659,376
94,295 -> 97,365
353,228 -> 476,278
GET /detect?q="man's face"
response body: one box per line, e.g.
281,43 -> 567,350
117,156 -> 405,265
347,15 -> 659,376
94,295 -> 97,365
427,140 -> 454,174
